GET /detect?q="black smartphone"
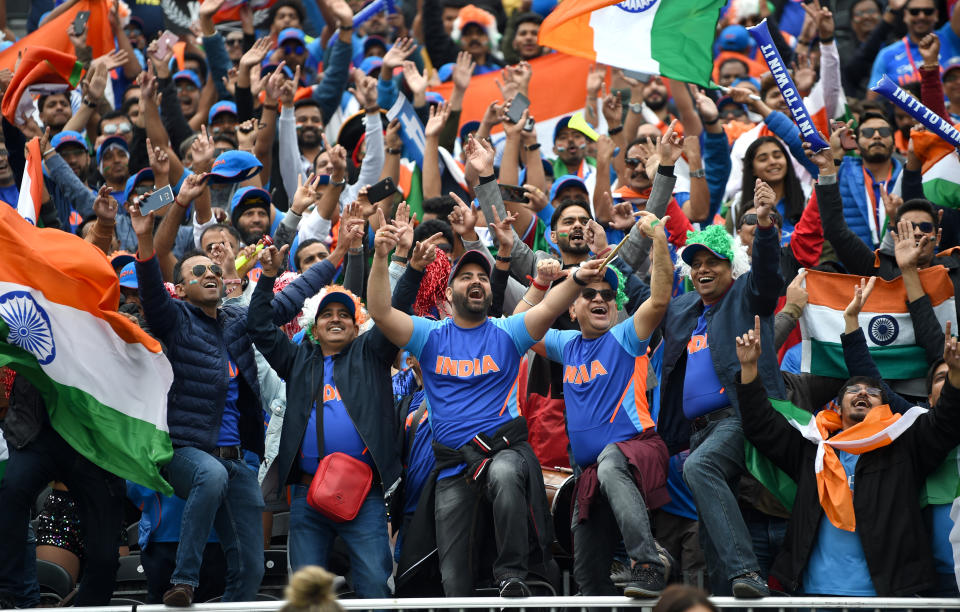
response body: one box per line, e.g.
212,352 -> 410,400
366,177 -> 398,203
73,10 -> 90,35
140,184 -> 175,215
505,92 -> 530,124
498,184 -> 529,203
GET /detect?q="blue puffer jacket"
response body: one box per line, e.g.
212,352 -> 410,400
838,156 -> 903,249
136,256 -> 336,457
656,224 -> 787,455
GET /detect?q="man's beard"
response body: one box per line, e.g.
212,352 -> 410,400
452,287 -> 492,320
645,95 -> 667,111
240,226 -> 266,245
558,237 -> 589,255
861,147 -> 891,164
298,127 -> 320,148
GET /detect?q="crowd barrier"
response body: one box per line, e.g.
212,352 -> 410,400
17,597 -> 960,612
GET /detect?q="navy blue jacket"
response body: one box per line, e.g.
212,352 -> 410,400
658,224 -> 786,454
136,256 -> 335,457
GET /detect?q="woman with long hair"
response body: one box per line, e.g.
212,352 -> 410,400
736,136 -> 806,246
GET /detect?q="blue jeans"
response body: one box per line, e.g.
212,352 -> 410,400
746,512 -> 787,580
682,416 -> 759,583
164,447 -> 264,602
289,484 -> 392,598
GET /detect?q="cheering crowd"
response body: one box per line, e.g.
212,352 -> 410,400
2,0 -> 960,606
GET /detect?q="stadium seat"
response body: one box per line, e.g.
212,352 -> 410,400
36,559 -> 74,600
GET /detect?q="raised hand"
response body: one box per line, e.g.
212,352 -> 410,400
190,124 -> 217,172
803,140 -> 835,175
258,244 -> 291,277
880,190 -> 903,224
638,210 -> 667,238
586,219 -> 609,255
695,89 -> 720,125
535,258 -> 566,285
843,276 -> 877,321
448,192 -> 478,238
177,172 -> 209,205
754,179 -> 776,227
264,61 -> 289,103
610,201 -> 637,231
425,102 -> 451,139
349,73 -> 379,111
574,257 -> 607,284
393,200 -> 415,253
235,118 -> 259,150
892,217 -> 929,270
146,137 -> 170,181
943,321 -> 960,386
792,55 -> 817,95
402,60 -> 428,101
382,37 -> 417,73
601,91 -> 623,129
92,185 -> 118,222
656,120 -> 684,166
373,209 -> 400,256
918,33 -> 940,67
83,62 -> 110,102
451,51 -> 476,92
586,64 -> 605,97
240,37 -> 272,71
735,315 -> 763,368
488,208 -> 518,255
463,134 -> 496,177
785,268 -> 809,311
410,232 -> 445,271
291,173 -> 323,215
129,200 -> 155,237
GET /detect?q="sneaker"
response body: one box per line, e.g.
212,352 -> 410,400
498,577 -> 531,598
655,541 -> 676,583
162,584 -> 195,607
610,560 -> 631,587
731,572 -> 769,598
623,563 -> 666,598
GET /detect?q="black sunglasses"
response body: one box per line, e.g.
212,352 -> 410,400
904,221 -> 936,233
191,264 -> 223,278
581,288 -> 615,301
860,126 -> 892,138
624,157 -> 642,168
738,212 -> 783,228
225,38 -> 244,46
907,7 -> 936,15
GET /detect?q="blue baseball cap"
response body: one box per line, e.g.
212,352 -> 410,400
601,267 -> 620,292
51,130 -> 87,152
96,136 -> 129,166
363,36 -> 388,57
548,174 -> 588,204
317,290 -> 357,320
449,249 -> 492,285
173,69 -> 202,89
425,91 -> 445,106
208,150 -> 263,184
358,56 -> 383,76
278,27 -> 306,45
230,186 -> 272,228
437,62 -> 455,82
118,262 -> 139,289
719,25 -> 751,51
680,242 -> 730,266
732,76 -> 761,91
459,120 -> 481,143
208,100 -> 238,125
123,168 -> 154,203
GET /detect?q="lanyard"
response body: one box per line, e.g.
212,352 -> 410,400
863,165 -> 892,235
903,37 -> 919,78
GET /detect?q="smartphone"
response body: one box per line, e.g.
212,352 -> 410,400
498,184 -> 529,203
522,116 -> 535,133
153,30 -> 179,61
505,92 -> 530,124
140,185 -> 175,215
73,10 -> 90,36
366,177 -> 398,203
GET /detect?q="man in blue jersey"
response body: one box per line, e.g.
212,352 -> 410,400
869,0 -> 960,90
657,180 -> 785,598
366,209 -> 609,598
539,211 -> 673,597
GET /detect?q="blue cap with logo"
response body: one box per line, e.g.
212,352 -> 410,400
173,69 -> 202,89
51,130 -> 87,152
208,100 -> 238,125
207,150 -> 263,184
96,136 -> 129,166
118,262 -> 139,289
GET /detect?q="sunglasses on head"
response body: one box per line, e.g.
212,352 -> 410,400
843,385 -> 882,397
581,287 -> 615,302
191,264 -> 223,278
860,126 -> 892,138
907,7 -> 935,15
102,122 -> 132,135
283,44 -> 305,55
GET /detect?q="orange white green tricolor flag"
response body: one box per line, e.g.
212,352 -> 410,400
0,204 -> 174,494
16,138 -> 43,225
799,268 -> 957,380
910,129 -> 960,210
537,0 -> 727,88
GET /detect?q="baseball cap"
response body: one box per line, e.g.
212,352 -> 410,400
96,136 -> 129,166
549,174 -> 589,204
278,27 -> 306,45
123,168 -> 154,203
358,56 -> 383,76
230,186 -> 271,228
208,150 -> 263,184
51,130 -> 87,152
732,76 -> 762,92
172,69 -> 202,89
110,251 -> 136,273
448,249 -> 492,285
597,266 -> 620,292
716,95 -> 748,117
459,120 -> 481,143
363,36 -> 388,57
208,100 -> 238,125
944,58 -> 960,77
680,242 -> 730,265
425,91 -> 445,106
118,262 -> 139,289
553,112 -> 599,142
719,25 -> 751,51
317,289 -> 357,320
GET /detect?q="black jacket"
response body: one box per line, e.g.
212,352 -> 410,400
252,261 -> 422,504
739,368 -> 960,595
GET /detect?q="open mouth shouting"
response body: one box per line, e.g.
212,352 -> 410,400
467,283 -> 485,300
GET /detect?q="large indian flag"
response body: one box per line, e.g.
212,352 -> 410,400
537,0 -> 727,88
800,268 -> 956,380
0,204 -> 174,494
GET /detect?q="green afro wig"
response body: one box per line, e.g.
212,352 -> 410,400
684,224 -> 735,261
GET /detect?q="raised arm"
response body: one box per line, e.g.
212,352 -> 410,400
747,178 -> 785,314
367,209 -> 415,347
524,258 -> 608,340
632,212 -> 672,339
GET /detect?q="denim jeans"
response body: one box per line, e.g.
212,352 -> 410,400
164,446 -> 264,602
746,512 -> 787,580
435,447 -> 532,596
0,425 -> 123,606
572,443 -> 662,595
288,484 -> 392,598
682,416 -> 759,583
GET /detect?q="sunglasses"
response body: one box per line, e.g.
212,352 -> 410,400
853,7 -> 879,16
843,385 -> 882,397
581,288 -> 616,302
907,7 -> 936,15
860,126 -> 892,138
283,44 -> 305,55
190,264 -> 223,278
102,122 -> 132,135
624,157 -> 642,168
225,38 -> 244,47
738,212 -> 783,228
905,221 -> 936,233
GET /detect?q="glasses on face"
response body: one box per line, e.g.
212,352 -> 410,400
624,157 -> 642,168
190,264 -> 223,278
738,212 -> 783,229
581,287 -> 615,302
843,385 -> 882,397
907,7 -> 936,16
907,221 -> 935,233
854,7 -> 879,16
102,122 -> 132,135
226,38 -> 244,47
860,126 -> 892,139
176,82 -> 198,93
283,44 -> 305,55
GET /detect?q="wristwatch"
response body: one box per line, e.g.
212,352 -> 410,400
571,267 -> 588,286
690,168 -> 706,179
524,143 -> 541,152
330,178 -> 347,187
629,102 -> 643,114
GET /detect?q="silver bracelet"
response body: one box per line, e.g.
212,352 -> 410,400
521,296 -> 537,307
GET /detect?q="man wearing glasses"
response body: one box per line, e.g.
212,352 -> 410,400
869,0 -> 958,90
538,212 -> 674,598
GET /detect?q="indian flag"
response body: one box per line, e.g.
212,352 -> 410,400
800,268 -> 956,380
0,204 -> 174,494
16,137 -> 42,224
537,0 -> 727,88
910,129 -> 960,209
